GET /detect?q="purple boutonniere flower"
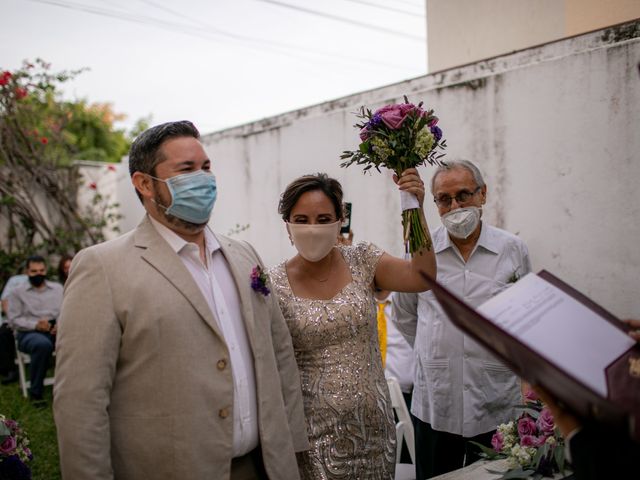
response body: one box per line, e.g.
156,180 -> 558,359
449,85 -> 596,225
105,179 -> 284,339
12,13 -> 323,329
250,265 -> 270,297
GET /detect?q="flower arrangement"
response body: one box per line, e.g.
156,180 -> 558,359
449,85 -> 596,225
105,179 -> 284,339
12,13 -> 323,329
0,415 -> 32,480
473,390 -> 570,479
250,265 -> 270,297
340,96 -> 446,254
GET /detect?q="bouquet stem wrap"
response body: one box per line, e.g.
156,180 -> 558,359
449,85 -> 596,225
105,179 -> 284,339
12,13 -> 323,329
400,190 -> 431,254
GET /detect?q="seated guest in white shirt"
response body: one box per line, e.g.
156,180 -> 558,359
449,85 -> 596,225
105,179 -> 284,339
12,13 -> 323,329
393,159 -> 531,479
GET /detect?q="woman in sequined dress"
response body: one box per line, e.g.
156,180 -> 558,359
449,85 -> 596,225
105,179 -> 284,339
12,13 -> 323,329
268,169 -> 436,479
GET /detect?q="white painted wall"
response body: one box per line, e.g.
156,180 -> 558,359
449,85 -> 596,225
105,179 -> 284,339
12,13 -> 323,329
193,21 -> 640,318
425,0 -> 640,73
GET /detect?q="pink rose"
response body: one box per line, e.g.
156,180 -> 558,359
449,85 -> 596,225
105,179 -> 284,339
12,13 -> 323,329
536,407 -> 555,435
359,127 -> 370,141
491,431 -> 504,452
517,416 -> 537,437
0,435 -> 17,455
524,388 -> 539,402
375,103 -> 418,130
520,434 -> 546,447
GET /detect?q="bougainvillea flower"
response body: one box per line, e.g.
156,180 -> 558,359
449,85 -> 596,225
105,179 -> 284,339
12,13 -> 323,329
14,87 -> 28,99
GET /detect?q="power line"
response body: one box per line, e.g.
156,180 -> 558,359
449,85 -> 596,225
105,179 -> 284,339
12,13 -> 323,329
340,0 -> 424,17
28,0 -> 416,73
255,0 -> 425,42
134,0 -> 411,69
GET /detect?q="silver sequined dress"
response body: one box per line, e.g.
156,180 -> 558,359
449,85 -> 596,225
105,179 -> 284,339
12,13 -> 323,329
269,242 -> 396,480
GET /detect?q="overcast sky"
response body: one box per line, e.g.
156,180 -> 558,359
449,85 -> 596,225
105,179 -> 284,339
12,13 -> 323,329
1,0 -> 427,134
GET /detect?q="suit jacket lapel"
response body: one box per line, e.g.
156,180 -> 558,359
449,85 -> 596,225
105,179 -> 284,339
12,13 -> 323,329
134,217 -> 224,339
216,234 -> 258,345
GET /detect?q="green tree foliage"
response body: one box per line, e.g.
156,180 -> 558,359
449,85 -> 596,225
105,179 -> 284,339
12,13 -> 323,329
0,59 -> 137,285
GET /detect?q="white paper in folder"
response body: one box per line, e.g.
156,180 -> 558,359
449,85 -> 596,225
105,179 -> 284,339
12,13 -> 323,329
477,273 -> 635,397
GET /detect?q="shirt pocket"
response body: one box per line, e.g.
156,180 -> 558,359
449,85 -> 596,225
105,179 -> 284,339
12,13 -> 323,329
480,360 -> 520,414
420,359 -> 451,417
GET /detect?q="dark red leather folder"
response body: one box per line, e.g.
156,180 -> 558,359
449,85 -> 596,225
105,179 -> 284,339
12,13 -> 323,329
421,269 -> 640,441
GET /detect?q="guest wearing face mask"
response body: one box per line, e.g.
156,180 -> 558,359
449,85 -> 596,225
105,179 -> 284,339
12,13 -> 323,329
268,169 -> 436,479
7,255 -> 63,405
392,159 -> 532,479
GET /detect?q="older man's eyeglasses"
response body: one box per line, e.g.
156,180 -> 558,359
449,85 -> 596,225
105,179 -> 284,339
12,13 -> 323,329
433,186 -> 481,208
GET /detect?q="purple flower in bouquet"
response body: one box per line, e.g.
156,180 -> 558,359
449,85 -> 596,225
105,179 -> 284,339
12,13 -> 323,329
491,431 -> 504,452
536,407 -> 555,436
517,416 -> 537,437
376,103 -> 423,129
1,415 -> 33,479
520,434 -> 546,448
430,125 -> 443,142
250,265 -> 270,297
524,388 -> 539,402
0,436 -> 16,456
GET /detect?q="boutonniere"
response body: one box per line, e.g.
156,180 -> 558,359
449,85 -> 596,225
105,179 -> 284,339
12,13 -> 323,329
250,265 -> 270,297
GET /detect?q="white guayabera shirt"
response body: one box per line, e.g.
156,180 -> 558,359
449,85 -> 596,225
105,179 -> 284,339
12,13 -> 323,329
393,223 -> 531,437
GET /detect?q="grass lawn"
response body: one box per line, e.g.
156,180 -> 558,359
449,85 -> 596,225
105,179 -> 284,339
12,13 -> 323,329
0,383 -> 61,480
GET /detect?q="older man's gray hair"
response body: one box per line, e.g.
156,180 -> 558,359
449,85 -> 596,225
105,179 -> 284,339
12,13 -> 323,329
430,159 -> 486,194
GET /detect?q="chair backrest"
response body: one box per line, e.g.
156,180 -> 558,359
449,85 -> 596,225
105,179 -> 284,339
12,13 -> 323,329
387,376 -> 415,464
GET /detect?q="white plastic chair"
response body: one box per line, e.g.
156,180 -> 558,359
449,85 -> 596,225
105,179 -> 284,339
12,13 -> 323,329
14,338 -> 55,398
387,377 -> 416,480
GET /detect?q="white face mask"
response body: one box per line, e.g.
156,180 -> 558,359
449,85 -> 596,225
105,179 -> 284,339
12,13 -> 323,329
441,207 -> 481,239
287,221 -> 341,262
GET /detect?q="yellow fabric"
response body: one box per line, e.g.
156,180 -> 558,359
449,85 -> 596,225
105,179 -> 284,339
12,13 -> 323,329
377,302 -> 387,367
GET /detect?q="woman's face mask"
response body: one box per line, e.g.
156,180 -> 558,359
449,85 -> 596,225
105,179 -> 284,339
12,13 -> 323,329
287,221 -> 341,262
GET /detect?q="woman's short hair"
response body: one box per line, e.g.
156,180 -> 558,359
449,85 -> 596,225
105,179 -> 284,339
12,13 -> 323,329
278,173 -> 344,221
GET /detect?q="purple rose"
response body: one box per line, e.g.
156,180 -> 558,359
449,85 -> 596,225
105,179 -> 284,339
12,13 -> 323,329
520,434 -> 545,447
0,435 -> 17,455
517,416 -> 538,437
4,419 -> 18,430
359,126 -> 370,142
375,103 -> 418,130
536,407 -> 555,435
491,431 -> 504,452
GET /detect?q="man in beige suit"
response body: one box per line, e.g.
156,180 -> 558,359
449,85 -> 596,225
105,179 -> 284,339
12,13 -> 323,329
54,121 -> 308,479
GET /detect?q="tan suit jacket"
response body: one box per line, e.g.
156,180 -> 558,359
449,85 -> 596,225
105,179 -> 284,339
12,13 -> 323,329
54,216 -> 308,479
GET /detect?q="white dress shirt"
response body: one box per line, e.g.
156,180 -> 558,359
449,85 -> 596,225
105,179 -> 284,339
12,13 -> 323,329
393,223 -> 531,437
149,216 -> 259,456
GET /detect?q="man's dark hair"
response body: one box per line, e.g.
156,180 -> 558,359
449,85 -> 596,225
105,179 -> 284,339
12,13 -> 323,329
278,173 -> 344,222
128,120 -> 200,201
26,255 -> 46,269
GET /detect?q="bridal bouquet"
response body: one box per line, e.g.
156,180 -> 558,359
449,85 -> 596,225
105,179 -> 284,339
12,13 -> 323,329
0,415 -> 32,480
340,96 -> 446,254
472,390 -> 570,479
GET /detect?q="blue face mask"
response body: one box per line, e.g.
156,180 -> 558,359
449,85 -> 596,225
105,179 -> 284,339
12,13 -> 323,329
150,170 -> 217,224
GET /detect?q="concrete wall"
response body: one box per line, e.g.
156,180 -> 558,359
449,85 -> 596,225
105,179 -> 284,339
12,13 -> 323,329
426,0 -> 640,72
198,21 -> 640,318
